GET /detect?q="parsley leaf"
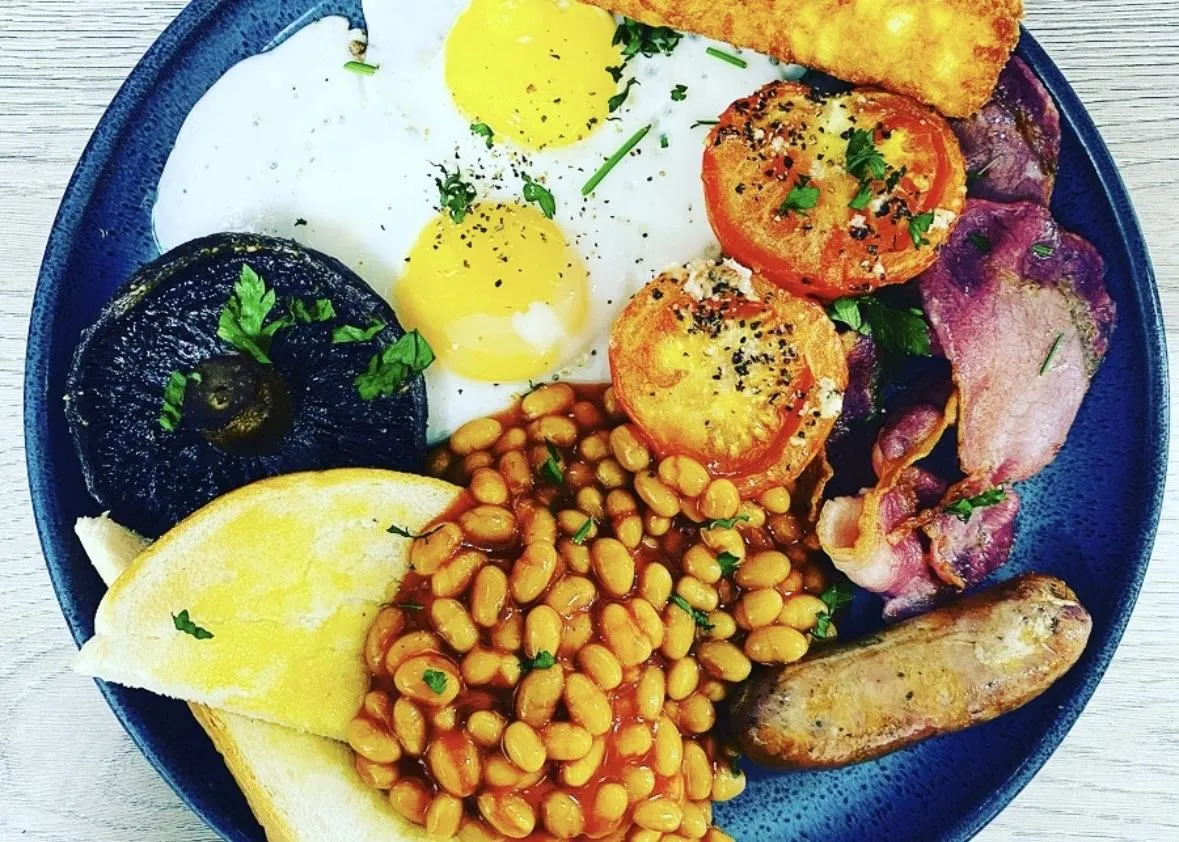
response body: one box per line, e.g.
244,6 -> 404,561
848,179 -> 874,211
968,233 -> 992,254
159,370 -> 194,432
659,133 -> 669,149
908,211 -> 935,249
172,609 -> 214,640
217,264 -> 288,364
943,488 -> 1007,523
606,64 -> 625,83
572,517 -> 595,546
671,84 -> 688,102
540,442 -> 564,485
717,551 -> 741,577
519,650 -> 557,673
778,175 -> 820,216
812,580 -> 855,640
435,165 -> 477,224
354,330 -> 435,400
670,594 -> 714,630
608,77 -> 639,113
288,297 -> 336,324
845,129 -> 887,182
470,122 -> 494,148
332,318 -> 385,344
612,18 -> 682,60
828,295 -> 931,359
522,174 -> 557,219
387,523 -> 439,539
422,669 -> 448,695
708,514 -> 750,530
1039,333 -> 1066,376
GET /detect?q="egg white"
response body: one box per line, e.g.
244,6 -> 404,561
152,0 -> 801,442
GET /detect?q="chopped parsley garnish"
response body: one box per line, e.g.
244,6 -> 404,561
217,264 -> 289,364
470,122 -> 495,148
908,211 -> 936,249
845,129 -> 887,182
572,517 -> 595,545
397,601 -> 424,612
332,318 -> 385,344
612,18 -> 682,60
778,175 -> 820,216
708,514 -> 750,530
827,295 -> 932,359
387,523 -> 439,539
671,84 -> 688,102
608,77 -> 639,113
540,442 -> 565,485
1032,242 -> 1055,258
968,233 -> 992,254
519,650 -> 557,673
522,173 -> 557,219
885,165 -> 908,193
172,609 -> 214,640
717,551 -> 741,577
812,580 -> 855,639
606,64 -> 625,83
659,133 -> 669,149
343,60 -> 378,75
422,669 -> 448,695
691,119 -> 719,129
706,46 -> 747,68
728,754 -> 743,775
944,488 -> 1007,523
1039,333 -> 1066,376
288,297 -> 336,324
582,124 -> 651,196
354,330 -> 435,400
159,370 -> 197,432
434,165 -> 477,224
848,179 -> 874,211
670,594 -> 715,631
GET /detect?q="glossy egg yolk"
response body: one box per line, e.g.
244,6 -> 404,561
444,0 -> 620,150
396,203 -> 589,382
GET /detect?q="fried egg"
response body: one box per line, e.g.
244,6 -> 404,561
153,0 -> 801,441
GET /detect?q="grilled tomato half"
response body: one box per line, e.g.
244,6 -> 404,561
702,82 -> 967,301
609,259 -> 847,495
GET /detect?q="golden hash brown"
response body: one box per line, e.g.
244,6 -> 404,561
590,0 -> 1023,117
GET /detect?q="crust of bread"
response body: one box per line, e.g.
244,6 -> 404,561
591,0 -> 1023,116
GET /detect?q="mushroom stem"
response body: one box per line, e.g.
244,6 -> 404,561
185,355 -> 293,455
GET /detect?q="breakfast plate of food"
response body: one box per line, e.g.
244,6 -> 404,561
25,1 -> 1167,841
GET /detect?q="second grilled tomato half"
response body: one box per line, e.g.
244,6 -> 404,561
609,259 -> 847,496
702,82 -> 967,301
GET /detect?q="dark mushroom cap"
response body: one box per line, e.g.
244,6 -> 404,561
65,232 -> 428,537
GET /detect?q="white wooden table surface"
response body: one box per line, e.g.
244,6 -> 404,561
1,1 -> 1176,839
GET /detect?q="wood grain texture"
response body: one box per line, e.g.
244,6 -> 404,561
0,0 -> 1176,839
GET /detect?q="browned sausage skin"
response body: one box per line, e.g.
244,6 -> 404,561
731,574 -> 1091,769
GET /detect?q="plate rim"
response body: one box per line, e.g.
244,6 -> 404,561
23,4 -> 1170,840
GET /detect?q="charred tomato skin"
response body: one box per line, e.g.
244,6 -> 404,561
702,81 -> 967,301
64,232 -> 427,537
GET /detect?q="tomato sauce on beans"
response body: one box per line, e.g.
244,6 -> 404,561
349,383 -> 835,841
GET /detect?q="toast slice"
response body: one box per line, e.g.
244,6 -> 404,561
74,469 -> 460,740
75,498 -> 440,842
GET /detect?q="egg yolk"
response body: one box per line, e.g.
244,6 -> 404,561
396,203 -> 589,382
445,0 -> 620,150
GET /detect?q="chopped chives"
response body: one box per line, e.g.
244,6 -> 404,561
1039,333 -> 1065,376
706,47 -> 747,68
581,124 -> 651,196
343,60 -> 378,75
691,119 -> 719,128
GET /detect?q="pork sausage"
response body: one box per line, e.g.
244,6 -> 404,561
731,573 -> 1091,769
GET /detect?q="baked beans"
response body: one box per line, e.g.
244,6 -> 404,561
350,384 -> 839,840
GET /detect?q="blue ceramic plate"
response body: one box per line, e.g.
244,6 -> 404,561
25,2 -> 1167,840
